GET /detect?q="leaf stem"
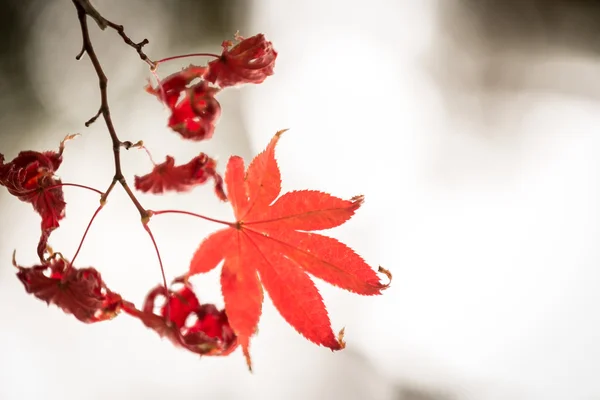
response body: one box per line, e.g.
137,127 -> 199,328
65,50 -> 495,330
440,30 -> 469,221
69,203 -> 104,268
56,182 -> 103,195
143,222 -> 170,319
149,209 -> 234,227
139,144 -> 157,166
155,53 -> 220,65
14,182 -> 103,197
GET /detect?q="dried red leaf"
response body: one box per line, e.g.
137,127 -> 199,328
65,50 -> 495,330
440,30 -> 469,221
167,81 -> 221,141
204,33 -> 277,88
14,253 -> 122,323
0,150 -> 66,232
188,130 -> 390,369
147,65 -> 221,141
134,153 -> 226,200
145,65 -> 207,109
122,278 -> 238,356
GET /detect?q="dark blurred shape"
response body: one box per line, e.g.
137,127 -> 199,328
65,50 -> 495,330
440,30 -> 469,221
396,384 -> 457,400
453,0 -> 600,54
0,0 -> 44,133
428,0 -> 600,125
0,0 -> 246,137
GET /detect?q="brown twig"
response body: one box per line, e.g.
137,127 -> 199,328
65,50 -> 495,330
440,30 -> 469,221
73,0 -> 155,68
70,0 -> 170,299
104,21 -> 156,69
72,0 -> 148,220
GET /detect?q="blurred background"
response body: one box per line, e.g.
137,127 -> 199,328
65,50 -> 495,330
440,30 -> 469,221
1,0 -> 600,399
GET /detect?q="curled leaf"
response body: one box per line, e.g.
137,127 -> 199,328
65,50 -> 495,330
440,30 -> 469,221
167,81 -> 221,141
122,278 -> 238,356
145,65 -> 207,108
134,153 -> 226,200
147,65 -> 221,141
0,150 -> 65,231
0,139 -> 73,262
205,33 -> 277,88
13,252 -> 122,323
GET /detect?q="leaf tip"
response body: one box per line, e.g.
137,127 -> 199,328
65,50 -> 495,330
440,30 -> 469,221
336,327 -> 346,350
378,266 -> 392,289
350,194 -> 365,209
63,133 -> 82,142
59,133 -> 81,154
243,344 -> 253,372
327,327 -> 346,351
275,128 -> 289,138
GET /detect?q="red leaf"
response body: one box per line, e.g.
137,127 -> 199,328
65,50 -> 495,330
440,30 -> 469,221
14,253 -> 122,323
0,146 -> 70,262
134,153 -> 226,200
188,130 -> 390,369
146,65 -> 207,109
0,150 -> 66,231
147,67 -> 221,141
167,81 -> 221,141
204,33 -> 277,89
220,238 -> 263,369
122,278 -> 238,356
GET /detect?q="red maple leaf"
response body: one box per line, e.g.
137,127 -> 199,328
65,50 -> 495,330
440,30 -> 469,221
204,33 -> 277,89
187,130 -> 390,370
13,252 -> 122,323
134,153 -> 226,200
122,277 -> 238,356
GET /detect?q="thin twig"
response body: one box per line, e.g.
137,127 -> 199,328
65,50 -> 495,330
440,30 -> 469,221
70,203 -> 104,267
72,0 -> 155,68
143,223 -> 169,319
72,0 -> 148,220
71,1 -> 169,312
104,20 -> 156,69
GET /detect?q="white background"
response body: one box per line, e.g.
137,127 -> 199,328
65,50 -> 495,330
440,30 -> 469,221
1,1 -> 600,399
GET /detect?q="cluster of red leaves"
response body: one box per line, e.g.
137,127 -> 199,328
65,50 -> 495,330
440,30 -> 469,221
121,277 -> 237,356
138,33 -> 277,198
4,30 -> 390,370
145,33 -> 276,142
13,249 -> 237,356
